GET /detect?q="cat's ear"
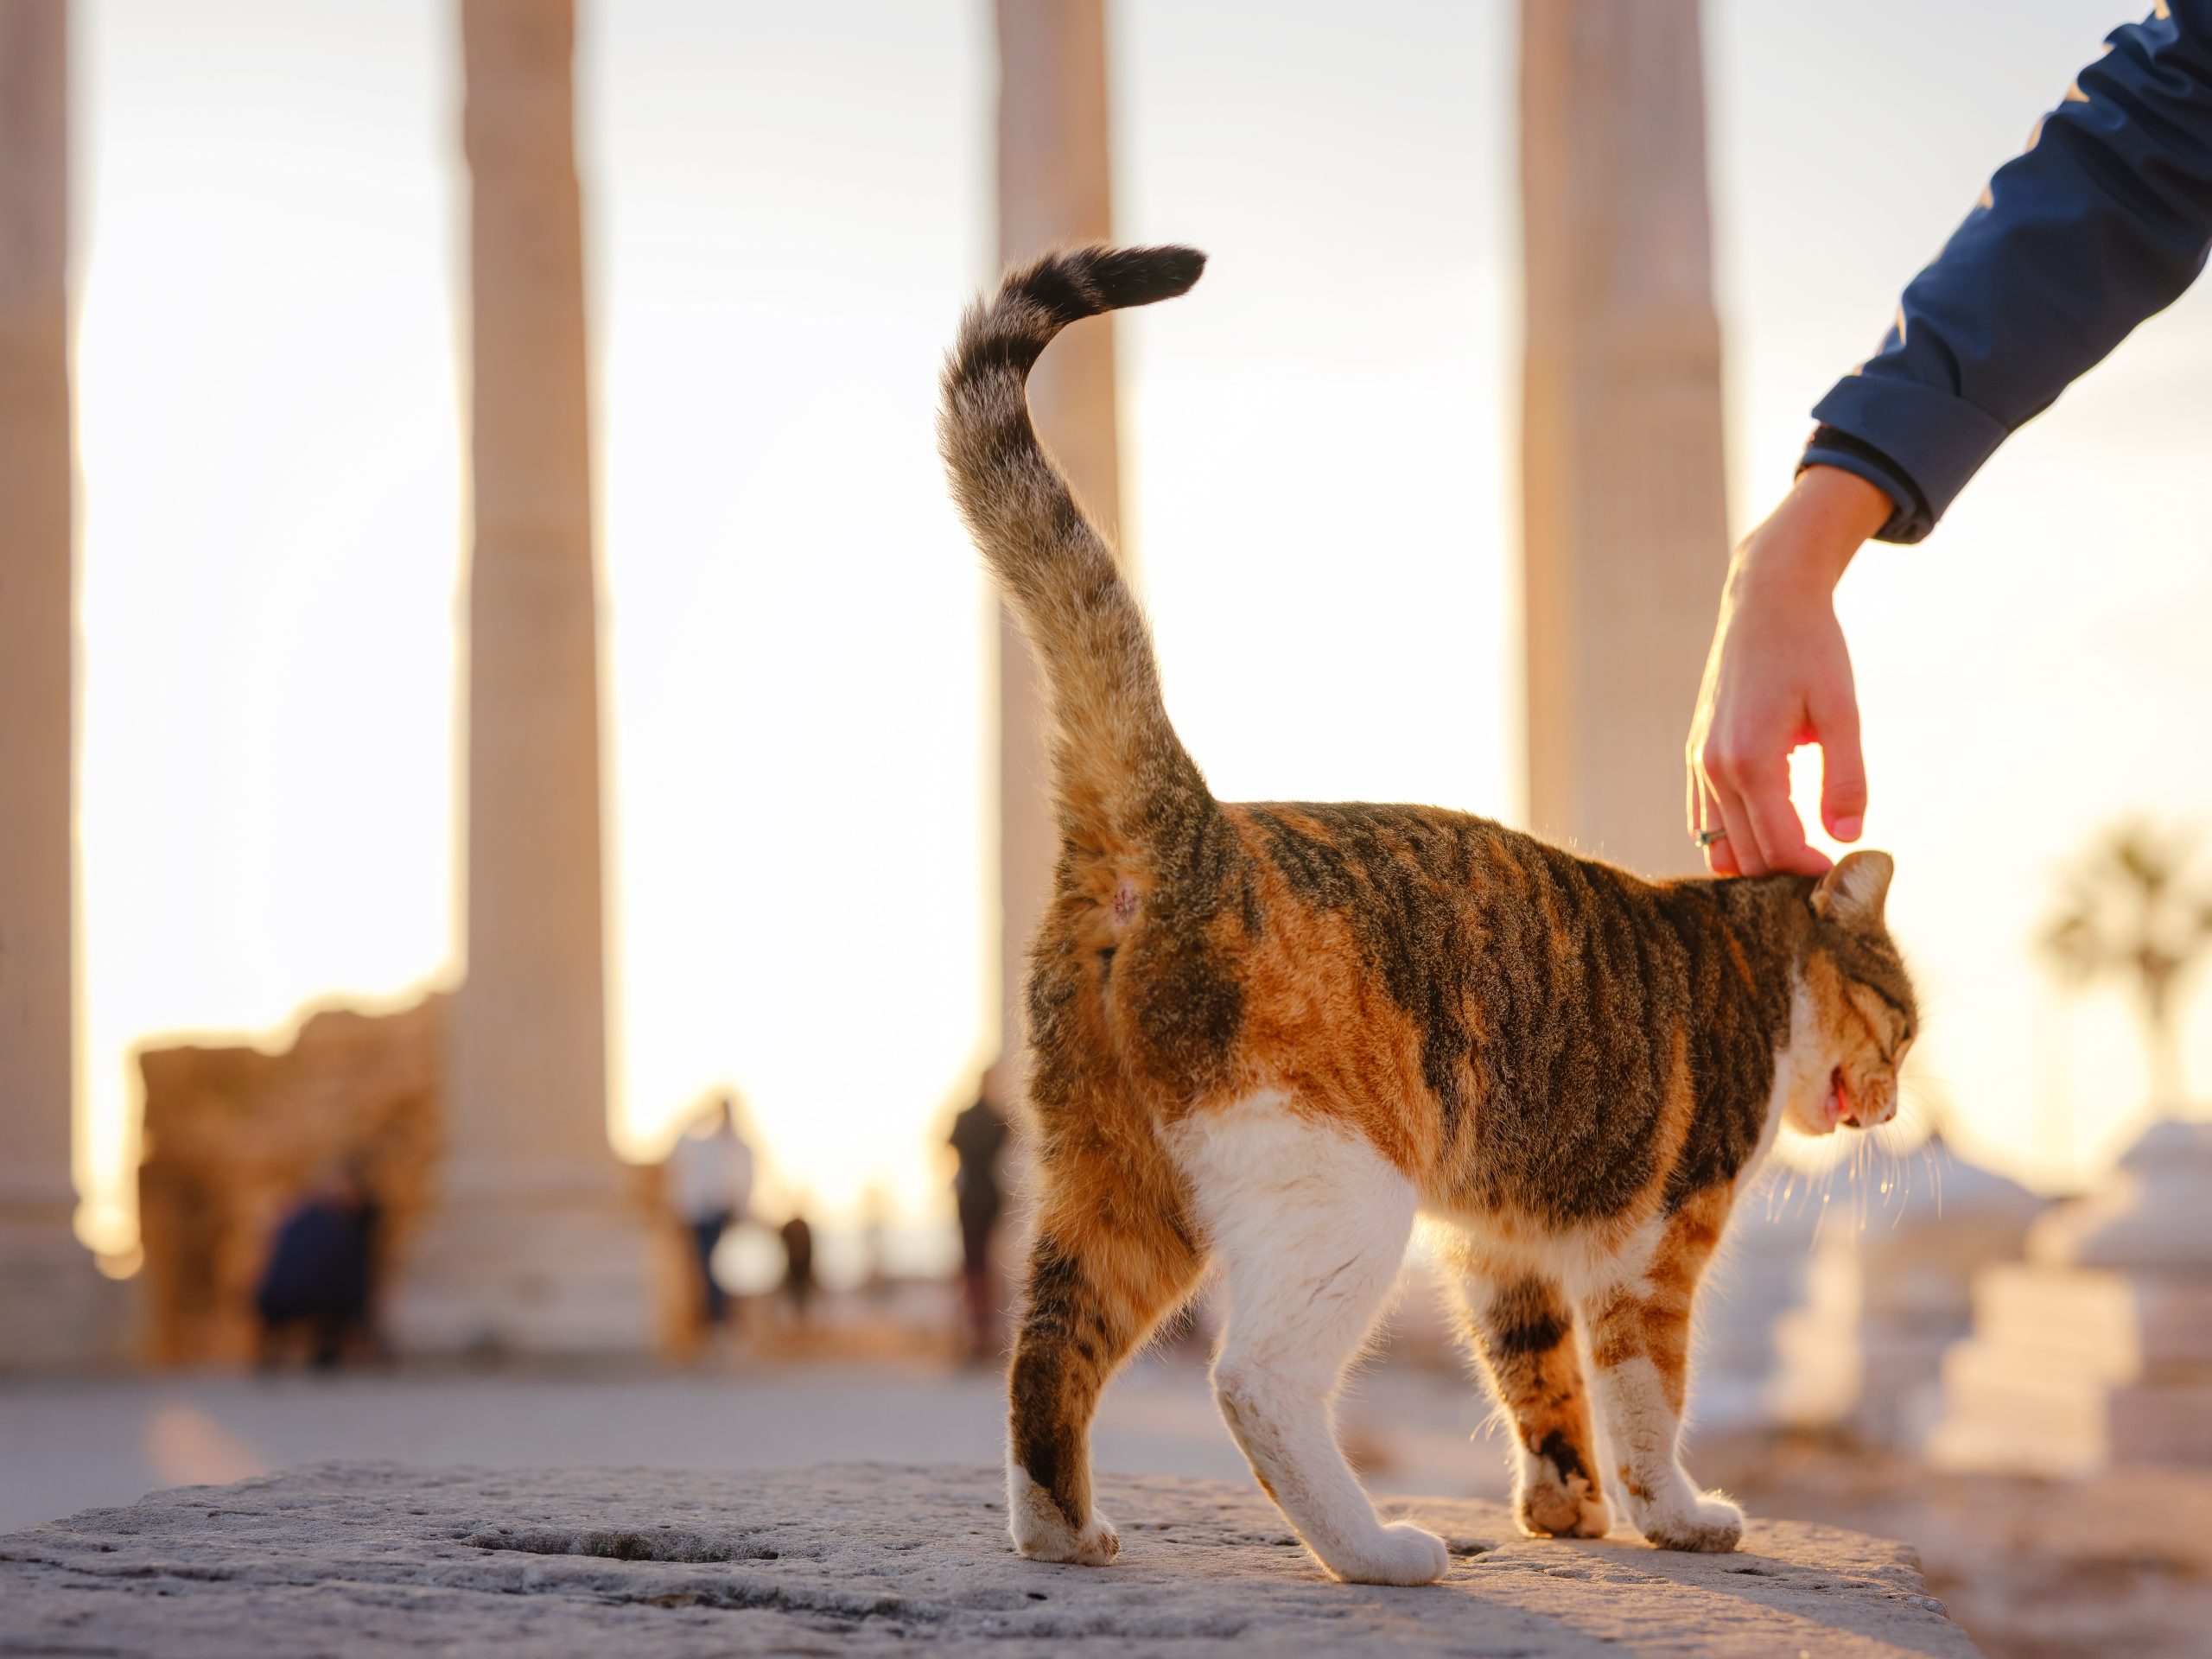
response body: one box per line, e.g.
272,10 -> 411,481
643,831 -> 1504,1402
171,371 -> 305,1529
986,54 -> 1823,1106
1811,849 -> 1893,931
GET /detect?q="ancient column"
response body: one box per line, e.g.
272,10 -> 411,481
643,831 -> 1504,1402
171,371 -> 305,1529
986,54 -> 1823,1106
392,0 -> 660,1354
0,0 -> 123,1369
1519,0 -> 1730,876
992,0 -> 1121,1077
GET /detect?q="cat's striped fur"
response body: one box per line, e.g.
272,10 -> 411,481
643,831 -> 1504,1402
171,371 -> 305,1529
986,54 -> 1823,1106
940,245 -> 1917,1585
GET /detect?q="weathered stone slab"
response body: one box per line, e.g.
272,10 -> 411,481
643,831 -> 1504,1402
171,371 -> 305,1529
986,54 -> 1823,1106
0,1460 -> 1979,1656
1974,1263 -> 2212,1376
1929,1121 -> 2212,1475
1933,1337 -> 2212,1475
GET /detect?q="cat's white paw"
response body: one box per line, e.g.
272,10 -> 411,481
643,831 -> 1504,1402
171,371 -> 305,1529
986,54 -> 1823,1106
1007,1464 -> 1121,1567
1637,1491 -> 1743,1554
1321,1521 -> 1452,1586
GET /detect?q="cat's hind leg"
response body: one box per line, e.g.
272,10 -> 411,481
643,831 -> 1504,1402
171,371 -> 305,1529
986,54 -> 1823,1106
1174,1093 -> 1449,1586
1452,1265 -> 1611,1539
1580,1187 -> 1741,1552
1006,1175 -> 1203,1567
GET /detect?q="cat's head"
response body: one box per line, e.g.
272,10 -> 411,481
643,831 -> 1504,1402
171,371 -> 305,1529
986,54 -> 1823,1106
1785,850 -> 1918,1136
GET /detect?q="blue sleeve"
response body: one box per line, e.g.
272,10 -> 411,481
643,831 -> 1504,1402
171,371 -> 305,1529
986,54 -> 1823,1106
1803,3 -> 2212,543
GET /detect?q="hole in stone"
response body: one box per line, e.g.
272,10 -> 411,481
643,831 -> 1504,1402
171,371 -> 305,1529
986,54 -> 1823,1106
463,1527 -> 780,1564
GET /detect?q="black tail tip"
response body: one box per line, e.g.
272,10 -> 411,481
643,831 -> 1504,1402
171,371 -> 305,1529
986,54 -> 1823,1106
1084,244 -> 1207,311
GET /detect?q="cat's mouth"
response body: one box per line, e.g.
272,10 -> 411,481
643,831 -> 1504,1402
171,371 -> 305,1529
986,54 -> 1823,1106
1824,1067 -> 1862,1131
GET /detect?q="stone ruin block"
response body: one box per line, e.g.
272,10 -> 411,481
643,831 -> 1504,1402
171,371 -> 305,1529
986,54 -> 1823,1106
135,995 -> 447,1365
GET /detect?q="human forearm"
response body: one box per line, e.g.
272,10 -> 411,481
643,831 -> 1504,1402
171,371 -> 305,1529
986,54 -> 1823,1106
1727,467 -> 1890,597
1811,3 -> 2212,542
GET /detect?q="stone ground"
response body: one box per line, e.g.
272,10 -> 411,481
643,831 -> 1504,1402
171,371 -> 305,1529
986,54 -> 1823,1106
0,1460 -> 1977,1657
5,1363 -> 2207,1656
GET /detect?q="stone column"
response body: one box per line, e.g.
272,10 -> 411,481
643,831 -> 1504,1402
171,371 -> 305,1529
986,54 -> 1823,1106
0,0 -> 123,1370
391,0 -> 660,1355
1519,0 -> 1729,877
993,0 -> 1121,1076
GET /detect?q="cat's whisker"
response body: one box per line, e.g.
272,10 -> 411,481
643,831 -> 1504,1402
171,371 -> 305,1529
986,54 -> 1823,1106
1882,1128 -> 1912,1228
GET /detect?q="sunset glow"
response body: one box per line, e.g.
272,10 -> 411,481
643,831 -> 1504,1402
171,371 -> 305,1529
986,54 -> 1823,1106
69,0 -> 2212,1261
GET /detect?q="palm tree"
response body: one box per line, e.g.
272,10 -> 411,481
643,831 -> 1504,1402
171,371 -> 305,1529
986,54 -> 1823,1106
2043,822 -> 2212,1107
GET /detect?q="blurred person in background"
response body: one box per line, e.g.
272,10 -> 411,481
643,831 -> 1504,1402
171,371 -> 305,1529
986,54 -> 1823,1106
949,1069 -> 1013,1362
667,1092 -> 753,1334
779,1211 -> 816,1325
1689,4 -> 2212,876
254,1162 -> 380,1370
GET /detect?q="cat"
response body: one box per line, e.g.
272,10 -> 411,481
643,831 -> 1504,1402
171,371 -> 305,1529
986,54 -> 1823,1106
938,245 -> 1918,1586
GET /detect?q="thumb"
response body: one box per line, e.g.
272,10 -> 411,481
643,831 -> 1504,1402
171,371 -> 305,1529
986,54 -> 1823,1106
1814,686 -> 1868,842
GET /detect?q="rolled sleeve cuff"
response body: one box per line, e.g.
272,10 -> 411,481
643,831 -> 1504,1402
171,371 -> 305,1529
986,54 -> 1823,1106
1798,433 -> 1923,544
1807,372 -> 2012,544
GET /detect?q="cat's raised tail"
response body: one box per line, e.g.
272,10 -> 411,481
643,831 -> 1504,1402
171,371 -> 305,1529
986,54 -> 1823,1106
939,245 -> 1214,868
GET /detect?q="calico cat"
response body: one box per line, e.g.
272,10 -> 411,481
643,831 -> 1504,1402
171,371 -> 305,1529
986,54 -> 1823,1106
938,245 -> 1917,1586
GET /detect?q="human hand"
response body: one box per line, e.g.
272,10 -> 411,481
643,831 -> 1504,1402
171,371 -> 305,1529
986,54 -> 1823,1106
1686,466 -> 1891,877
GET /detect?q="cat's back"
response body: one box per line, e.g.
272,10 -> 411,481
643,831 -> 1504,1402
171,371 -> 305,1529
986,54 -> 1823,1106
1225,797 -> 1664,944
1214,798 -> 1774,1208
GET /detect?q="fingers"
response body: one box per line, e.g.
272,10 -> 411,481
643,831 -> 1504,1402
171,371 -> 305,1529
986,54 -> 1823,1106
1809,681 -> 1867,844
1702,767 -> 1767,874
1705,831 -> 1742,878
1736,759 -> 1832,876
1689,768 -> 1744,875
1690,740 -> 1759,874
1697,750 -> 1831,878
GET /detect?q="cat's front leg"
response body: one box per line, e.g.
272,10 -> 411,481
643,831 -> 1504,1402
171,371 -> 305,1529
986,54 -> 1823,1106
1582,1191 -> 1742,1553
1585,1351 -> 1743,1553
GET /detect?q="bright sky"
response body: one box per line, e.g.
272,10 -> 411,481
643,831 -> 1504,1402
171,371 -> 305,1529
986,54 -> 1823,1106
68,0 -> 2212,1259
